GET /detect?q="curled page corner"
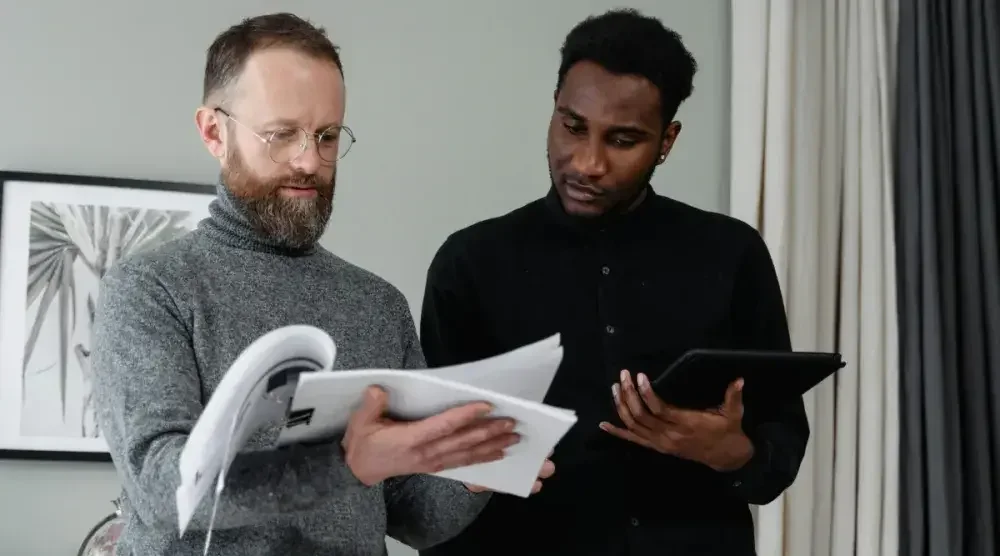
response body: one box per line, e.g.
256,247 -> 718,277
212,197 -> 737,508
175,324 -> 337,538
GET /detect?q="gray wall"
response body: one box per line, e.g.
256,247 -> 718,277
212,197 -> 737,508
0,1 -> 730,554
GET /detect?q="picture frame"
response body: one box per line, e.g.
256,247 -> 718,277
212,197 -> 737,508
0,171 -> 216,461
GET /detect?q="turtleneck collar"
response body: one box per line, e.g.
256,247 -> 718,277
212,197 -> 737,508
543,183 -> 655,237
198,177 -> 319,257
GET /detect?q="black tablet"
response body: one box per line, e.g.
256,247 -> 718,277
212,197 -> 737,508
650,349 -> 846,410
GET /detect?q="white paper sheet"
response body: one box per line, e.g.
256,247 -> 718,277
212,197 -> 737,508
175,326 -> 575,541
276,340 -> 575,496
420,334 -> 564,402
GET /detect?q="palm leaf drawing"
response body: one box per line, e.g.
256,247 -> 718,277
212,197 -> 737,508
24,204 -> 79,417
23,202 -> 193,427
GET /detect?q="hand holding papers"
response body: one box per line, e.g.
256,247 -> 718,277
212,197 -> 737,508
176,325 -> 576,539
338,385 -> 523,487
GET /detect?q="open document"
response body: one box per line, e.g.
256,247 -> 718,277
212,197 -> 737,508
175,325 -> 576,537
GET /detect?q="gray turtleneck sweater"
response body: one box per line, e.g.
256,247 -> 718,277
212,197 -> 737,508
91,183 -> 490,555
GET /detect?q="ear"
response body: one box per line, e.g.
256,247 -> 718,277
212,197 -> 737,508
657,121 -> 683,165
195,106 -> 227,159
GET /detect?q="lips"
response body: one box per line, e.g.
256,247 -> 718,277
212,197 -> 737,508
563,180 -> 603,202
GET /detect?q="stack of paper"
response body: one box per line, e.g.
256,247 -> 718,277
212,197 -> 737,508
278,332 -> 574,496
176,325 -> 575,537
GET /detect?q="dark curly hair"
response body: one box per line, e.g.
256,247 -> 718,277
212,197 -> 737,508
556,8 -> 698,127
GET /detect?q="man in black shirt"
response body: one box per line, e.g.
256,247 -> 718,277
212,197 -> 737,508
418,9 -> 808,556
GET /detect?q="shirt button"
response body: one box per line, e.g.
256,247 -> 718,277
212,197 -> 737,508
630,517 -> 640,526
606,325 -> 616,335
601,266 -> 610,275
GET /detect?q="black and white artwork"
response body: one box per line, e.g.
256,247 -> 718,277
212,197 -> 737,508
0,172 -> 215,459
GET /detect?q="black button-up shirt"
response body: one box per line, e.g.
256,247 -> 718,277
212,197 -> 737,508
418,187 -> 809,556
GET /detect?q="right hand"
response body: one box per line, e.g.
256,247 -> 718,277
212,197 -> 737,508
342,385 -> 520,486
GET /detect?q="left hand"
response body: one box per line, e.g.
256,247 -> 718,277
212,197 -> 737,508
599,370 -> 754,472
464,451 -> 556,494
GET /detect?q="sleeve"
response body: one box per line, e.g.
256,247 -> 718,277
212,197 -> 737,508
90,261 -> 366,533
419,233 -> 491,367
718,227 -> 811,505
382,284 -> 491,549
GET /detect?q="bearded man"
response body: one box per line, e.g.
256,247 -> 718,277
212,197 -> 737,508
90,12 -> 552,556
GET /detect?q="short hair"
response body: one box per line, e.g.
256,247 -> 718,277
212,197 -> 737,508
556,9 -> 698,127
202,12 -> 343,104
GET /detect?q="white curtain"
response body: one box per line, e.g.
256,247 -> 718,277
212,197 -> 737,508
728,1 -> 899,555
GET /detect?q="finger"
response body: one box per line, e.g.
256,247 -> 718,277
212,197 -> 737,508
463,482 -> 489,493
599,421 -> 660,452
415,418 -> 517,462
612,382 -> 638,429
612,382 -> 654,435
537,458 -> 555,479
636,373 -> 667,416
408,401 -> 497,444
723,378 -> 745,416
620,371 -> 659,429
349,385 -> 389,427
531,480 -> 543,494
422,432 -> 516,473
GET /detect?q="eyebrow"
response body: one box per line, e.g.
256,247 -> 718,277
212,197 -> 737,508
260,118 -> 342,131
556,106 -> 653,136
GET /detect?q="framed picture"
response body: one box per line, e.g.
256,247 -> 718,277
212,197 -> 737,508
0,171 -> 216,461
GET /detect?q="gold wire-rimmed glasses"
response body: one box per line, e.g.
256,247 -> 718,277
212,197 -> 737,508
214,107 -> 356,164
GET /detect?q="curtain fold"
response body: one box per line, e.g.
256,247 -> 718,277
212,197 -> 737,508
895,0 -> 1000,554
729,1 -> 899,554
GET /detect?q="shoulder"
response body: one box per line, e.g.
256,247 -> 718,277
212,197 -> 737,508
652,194 -> 768,261
99,234 -> 200,301
95,236 -> 204,335
429,198 -> 545,274
657,195 -> 760,241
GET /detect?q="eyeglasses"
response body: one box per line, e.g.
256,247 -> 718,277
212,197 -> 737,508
214,108 -> 356,164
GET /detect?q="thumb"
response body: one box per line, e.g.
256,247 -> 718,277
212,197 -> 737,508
352,385 -> 388,424
724,379 -> 744,415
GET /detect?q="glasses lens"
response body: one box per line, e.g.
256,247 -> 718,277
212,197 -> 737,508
267,128 -> 308,163
315,127 -> 355,162
337,127 -> 355,160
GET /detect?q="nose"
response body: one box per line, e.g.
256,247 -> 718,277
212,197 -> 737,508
573,137 -> 609,178
289,135 -> 323,175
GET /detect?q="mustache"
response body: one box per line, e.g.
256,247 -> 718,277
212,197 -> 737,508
254,173 -> 332,198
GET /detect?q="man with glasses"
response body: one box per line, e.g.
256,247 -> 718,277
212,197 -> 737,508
91,12 -> 552,556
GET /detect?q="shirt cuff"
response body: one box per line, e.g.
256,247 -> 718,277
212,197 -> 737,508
719,436 -> 772,490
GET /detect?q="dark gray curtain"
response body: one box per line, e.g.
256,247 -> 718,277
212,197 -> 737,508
895,0 -> 1000,555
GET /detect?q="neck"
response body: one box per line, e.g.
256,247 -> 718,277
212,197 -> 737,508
199,177 -> 319,257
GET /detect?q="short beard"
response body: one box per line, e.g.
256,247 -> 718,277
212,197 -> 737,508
222,146 -> 335,249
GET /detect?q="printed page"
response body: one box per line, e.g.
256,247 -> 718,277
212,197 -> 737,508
175,325 -> 336,536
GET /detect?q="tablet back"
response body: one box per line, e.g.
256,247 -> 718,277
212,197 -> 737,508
650,349 -> 846,410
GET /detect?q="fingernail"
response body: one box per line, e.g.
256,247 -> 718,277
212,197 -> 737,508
611,384 -> 620,398
620,369 -> 629,382
599,421 -> 610,430
638,373 -> 649,389
504,419 -> 516,430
